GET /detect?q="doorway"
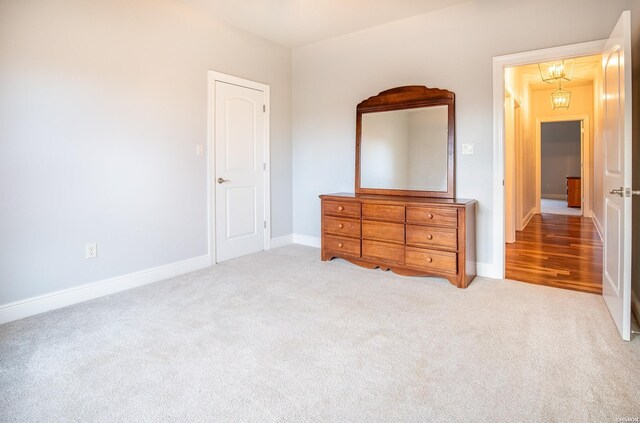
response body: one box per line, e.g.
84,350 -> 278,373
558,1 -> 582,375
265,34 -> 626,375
207,71 -> 271,263
539,120 -> 583,216
502,55 -> 601,294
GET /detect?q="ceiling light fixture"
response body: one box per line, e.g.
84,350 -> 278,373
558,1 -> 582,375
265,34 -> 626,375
538,59 -> 573,110
538,59 -> 574,83
551,82 -> 571,110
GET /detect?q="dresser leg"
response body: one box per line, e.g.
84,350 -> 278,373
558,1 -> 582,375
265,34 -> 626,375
445,275 -> 463,288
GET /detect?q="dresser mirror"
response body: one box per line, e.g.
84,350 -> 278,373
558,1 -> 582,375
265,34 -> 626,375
355,86 -> 455,198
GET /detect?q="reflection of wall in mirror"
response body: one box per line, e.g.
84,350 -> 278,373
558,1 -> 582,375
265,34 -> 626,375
361,112 -> 410,188
407,106 -> 448,191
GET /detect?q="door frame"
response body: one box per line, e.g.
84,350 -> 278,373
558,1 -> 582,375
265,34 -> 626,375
207,71 -> 271,263
491,40 -> 605,278
504,89 -> 521,243
535,116 -> 590,216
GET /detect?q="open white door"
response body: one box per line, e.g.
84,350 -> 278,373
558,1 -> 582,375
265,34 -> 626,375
214,80 -> 267,263
601,11 -> 633,341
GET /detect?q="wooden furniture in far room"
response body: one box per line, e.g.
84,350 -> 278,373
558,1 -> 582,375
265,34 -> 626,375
320,85 -> 478,288
321,193 -> 477,288
567,176 -> 581,208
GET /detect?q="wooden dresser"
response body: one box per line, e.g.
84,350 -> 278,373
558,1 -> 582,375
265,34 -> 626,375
320,193 -> 477,288
566,176 -> 581,208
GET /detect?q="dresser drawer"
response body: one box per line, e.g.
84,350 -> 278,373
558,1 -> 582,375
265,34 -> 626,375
362,203 -> 405,222
362,220 -> 404,243
405,247 -> 457,274
324,234 -> 361,256
323,200 -> 361,218
406,225 -> 457,251
406,207 -> 458,227
362,240 -> 404,264
323,216 -> 360,238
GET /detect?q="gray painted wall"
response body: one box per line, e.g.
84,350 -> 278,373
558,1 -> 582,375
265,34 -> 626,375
0,0 -> 292,304
541,121 -> 581,199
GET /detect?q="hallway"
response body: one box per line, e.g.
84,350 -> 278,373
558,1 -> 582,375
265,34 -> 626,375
505,214 -> 602,294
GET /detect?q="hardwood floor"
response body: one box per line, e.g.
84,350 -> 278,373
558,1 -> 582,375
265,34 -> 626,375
505,214 -> 602,294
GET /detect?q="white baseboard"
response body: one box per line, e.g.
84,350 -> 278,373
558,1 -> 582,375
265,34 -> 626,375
521,208 -> 536,231
0,254 -> 212,325
270,234 -> 293,249
592,215 -> 604,241
293,234 -> 321,248
542,194 -> 568,200
477,262 -> 502,279
632,290 -> 640,326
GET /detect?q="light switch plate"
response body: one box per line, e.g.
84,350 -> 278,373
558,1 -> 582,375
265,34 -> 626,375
196,144 -> 204,156
462,144 -> 474,155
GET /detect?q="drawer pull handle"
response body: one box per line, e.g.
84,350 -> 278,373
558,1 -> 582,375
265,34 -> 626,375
426,257 -> 433,263
427,213 -> 434,219
338,223 -> 344,229
338,243 -> 343,248
338,206 -> 344,211
427,234 -> 433,240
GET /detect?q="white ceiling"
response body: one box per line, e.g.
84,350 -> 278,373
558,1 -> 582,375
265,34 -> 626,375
178,0 -> 470,47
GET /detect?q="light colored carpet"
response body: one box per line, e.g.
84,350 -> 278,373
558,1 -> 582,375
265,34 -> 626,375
541,198 -> 583,216
1,245 -> 639,422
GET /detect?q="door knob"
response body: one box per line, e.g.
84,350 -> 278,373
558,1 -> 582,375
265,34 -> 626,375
610,187 -> 624,197
217,177 -> 230,184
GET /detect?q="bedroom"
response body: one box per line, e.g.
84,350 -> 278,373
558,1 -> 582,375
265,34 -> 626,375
1,0 -> 639,420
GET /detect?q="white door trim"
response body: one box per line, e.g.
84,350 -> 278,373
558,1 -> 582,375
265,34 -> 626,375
491,40 -> 605,279
535,115 -> 591,217
504,89 -> 522,243
207,71 -> 271,263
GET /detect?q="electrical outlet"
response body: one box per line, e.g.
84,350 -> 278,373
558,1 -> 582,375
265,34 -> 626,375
195,144 -> 204,156
85,243 -> 97,259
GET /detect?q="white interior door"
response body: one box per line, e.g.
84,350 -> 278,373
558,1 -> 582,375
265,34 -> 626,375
214,80 -> 266,263
601,11 -> 633,341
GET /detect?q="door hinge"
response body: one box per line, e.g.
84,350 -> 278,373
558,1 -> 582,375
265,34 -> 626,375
263,105 -> 266,113
263,163 -> 267,171
263,221 -> 267,228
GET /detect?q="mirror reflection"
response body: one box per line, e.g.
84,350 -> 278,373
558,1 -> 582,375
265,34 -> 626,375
360,105 -> 449,192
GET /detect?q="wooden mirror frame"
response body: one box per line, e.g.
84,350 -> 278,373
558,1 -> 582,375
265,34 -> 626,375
355,85 -> 455,198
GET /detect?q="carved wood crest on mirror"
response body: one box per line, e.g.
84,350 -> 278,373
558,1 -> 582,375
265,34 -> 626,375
355,85 -> 455,198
